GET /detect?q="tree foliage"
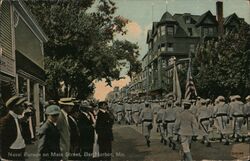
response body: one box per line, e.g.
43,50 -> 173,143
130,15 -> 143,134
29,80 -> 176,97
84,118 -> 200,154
25,0 -> 141,100
192,23 -> 250,100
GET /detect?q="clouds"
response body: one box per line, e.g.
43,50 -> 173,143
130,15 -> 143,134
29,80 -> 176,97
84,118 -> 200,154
124,21 -> 143,40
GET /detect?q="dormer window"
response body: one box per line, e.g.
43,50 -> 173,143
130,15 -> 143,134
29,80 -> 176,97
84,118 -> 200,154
186,17 -> 191,24
188,28 -> 193,36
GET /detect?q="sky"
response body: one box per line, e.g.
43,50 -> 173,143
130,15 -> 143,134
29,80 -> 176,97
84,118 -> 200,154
93,0 -> 250,101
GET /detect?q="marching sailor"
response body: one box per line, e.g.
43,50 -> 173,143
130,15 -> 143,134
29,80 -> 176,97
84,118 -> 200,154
213,96 -> 230,145
244,95 -> 250,141
140,101 -> 154,147
163,101 -> 177,149
175,100 -> 199,161
156,102 -> 166,144
229,95 -> 244,142
197,99 -> 212,147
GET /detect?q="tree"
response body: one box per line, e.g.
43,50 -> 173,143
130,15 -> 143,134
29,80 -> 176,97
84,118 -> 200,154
25,0 -> 141,100
193,23 -> 250,100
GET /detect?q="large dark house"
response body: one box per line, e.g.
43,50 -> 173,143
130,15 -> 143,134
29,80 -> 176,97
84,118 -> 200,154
129,1 -> 247,99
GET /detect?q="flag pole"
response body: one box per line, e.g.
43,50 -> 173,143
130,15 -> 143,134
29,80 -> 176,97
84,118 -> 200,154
172,57 -> 181,103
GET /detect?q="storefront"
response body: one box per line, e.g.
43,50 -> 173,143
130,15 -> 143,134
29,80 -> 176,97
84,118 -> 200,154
1,0 -> 48,125
16,51 -> 46,123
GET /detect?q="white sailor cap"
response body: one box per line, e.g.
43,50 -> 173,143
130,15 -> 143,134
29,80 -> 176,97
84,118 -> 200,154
217,96 -> 225,101
234,95 -> 241,99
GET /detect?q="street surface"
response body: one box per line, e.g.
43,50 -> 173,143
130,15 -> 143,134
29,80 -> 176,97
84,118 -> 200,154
25,124 -> 250,161
112,124 -> 250,161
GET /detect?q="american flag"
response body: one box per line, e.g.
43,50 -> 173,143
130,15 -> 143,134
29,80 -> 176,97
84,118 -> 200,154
184,63 -> 197,100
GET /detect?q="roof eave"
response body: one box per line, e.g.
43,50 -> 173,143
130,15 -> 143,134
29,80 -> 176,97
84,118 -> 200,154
13,0 -> 48,42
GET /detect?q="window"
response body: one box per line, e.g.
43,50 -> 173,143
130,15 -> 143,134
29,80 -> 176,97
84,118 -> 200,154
167,43 -> 173,52
203,27 -> 214,36
188,28 -> 193,36
158,45 -> 161,53
186,17 -> 191,24
154,36 -> 157,43
209,28 -> 214,35
167,26 -> 174,36
157,28 -> 161,38
161,26 -> 166,36
160,44 -> 165,52
203,27 -> 209,36
190,44 -> 195,53
162,59 -> 167,68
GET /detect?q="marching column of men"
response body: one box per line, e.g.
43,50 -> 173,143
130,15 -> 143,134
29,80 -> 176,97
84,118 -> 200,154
0,96 -> 114,161
111,94 -> 250,161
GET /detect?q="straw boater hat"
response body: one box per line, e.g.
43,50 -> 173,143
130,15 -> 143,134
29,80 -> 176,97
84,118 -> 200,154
6,95 -> 26,110
58,98 -> 74,106
81,100 -> 92,108
6,96 -> 21,109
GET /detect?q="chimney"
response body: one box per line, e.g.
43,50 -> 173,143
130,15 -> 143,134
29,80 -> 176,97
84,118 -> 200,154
216,1 -> 224,36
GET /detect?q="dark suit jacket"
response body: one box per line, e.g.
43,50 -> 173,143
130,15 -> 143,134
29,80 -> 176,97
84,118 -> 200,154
38,121 -> 61,161
77,112 -> 95,150
95,110 -> 114,144
56,110 -> 70,160
68,115 -> 80,154
0,114 -> 23,159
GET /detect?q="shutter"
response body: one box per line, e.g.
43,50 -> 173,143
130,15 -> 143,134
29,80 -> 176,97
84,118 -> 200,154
1,1 -> 12,59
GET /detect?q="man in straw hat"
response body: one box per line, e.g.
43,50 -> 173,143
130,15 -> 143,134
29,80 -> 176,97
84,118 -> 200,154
78,100 -> 95,161
0,95 -> 27,161
38,104 -> 62,161
57,97 -> 75,161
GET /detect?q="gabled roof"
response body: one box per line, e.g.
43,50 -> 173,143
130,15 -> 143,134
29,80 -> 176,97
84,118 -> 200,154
224,13 -> 240,26
152,22 -> 158,36
146,30 -> 152,43
195,10 -> 217,27
173,14 -> 200,37
160,11 -> 176,22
